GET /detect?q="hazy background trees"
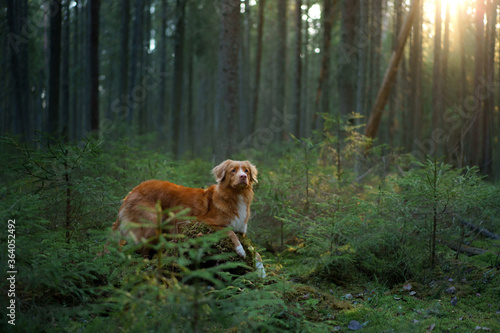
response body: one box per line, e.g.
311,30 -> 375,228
1,0 -> 499,178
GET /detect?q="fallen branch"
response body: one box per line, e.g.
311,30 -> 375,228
448,243 -> 487,256
460,221 -> 500,240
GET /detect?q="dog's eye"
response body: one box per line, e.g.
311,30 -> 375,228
244,169 -> 248,173
231,169 -> 236,173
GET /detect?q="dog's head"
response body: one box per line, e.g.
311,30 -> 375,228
212,160 -> 258,189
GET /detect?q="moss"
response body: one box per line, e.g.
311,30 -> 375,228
282,284 -> 352,322
157,221 -> 260,277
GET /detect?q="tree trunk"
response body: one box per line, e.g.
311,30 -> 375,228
218,0 -> 240,157
276,0 -> 287,139
356,0 -> 368,122
457,3 -> 468,167
89,0 -> 100,133
442,2 -> 450,160
369,0 -> 382,111
139,0 -> 151,135
294,0 -> 302,138
338,0 -> 357,117
364,0 -> 421,141
158,0 -> 168,139
482,0 -> 496,175
48,0 -> 62,136
128,0 -> 144,126
6,0 -> 30,141
119,0 -> 130,122
409,0 -> 423,150
388,0 -> 403,146
470,0 -> 485,167
61,0 -> 70,141
431,0 -> 442,153
240,0 -> 251,139
315,0 -> 336,130
172,0 -> 186,157
251,0 -> 265,134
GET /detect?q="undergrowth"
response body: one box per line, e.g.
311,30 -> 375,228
0,129 -> 499,332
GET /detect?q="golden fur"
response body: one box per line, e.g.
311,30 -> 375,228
112,160 -> 258,258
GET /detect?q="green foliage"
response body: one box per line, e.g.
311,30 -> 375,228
1,133 -> 499,332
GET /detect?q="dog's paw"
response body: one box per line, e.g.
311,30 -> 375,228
235,244 -> 246,258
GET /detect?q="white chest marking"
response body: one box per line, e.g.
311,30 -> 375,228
230,195 -> 248,234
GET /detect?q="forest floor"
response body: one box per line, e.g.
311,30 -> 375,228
1,138 -> 499,332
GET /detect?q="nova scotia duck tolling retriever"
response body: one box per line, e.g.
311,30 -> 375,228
112,159 -> 258,259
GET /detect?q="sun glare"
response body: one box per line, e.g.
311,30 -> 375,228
441,0 -> 466,16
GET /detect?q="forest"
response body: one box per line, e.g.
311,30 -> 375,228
1,0 -> 500,332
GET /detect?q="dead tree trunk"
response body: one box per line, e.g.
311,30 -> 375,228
364,0 -> 421,142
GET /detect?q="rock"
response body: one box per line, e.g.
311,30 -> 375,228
344,293 -> 353,300
446,286 -> 457,294
450,297 -> 458,306
348,320 -> 363,331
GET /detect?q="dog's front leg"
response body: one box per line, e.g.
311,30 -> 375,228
227,230 -> 246,258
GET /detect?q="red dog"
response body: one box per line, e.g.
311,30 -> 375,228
112,160 -> 258,258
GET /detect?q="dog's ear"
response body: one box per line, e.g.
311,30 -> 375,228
246,161 -> 258,184
212,160 -> 232,183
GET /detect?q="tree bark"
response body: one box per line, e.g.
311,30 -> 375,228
294,0 -> 302,138
338,0 -> 357,117
364,0 -> 421,141
89,0 -> 100,133
482,0 -> 496,175
276,0 -> 287,139
431,0 -> 442,150
128,0 -> 144,126
388,0 -> 403,146
218,0 -> 240,157
409,0 -> 423,149
61,0 -> 70,141
158,0 -> 168,138
119,0 -> 130,121
172,0 -> 186,157
470,0 -> 485,167
6,0 -> 30,141
251,0 -> 265,134
356,0 -> 368,122
48,0 -> 62,136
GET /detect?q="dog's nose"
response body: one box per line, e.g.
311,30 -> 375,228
240,174 -> 247,180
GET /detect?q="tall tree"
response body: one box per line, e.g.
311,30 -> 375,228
431,0 -> 442,141
338,0 -> 358,116
6,0 -> 30,140
294,0 -> 302,138
171,0 -> 186,157
315,0 -> 336,129
368,0 -> 382,110
48,0 -> 62,135
276,0 -> 287,139
61,0 -> 70,141
128,0 -> 144,125
388,0 -> 403,146
410,0 -> 423,149
469,0 -> 485,167
71,0 -> 81,140
119,0 -> 130,121
356,0 -> 368,122
251,0 -> 265,134
158,0 -> 168,137
482,0 -> 496,175
89,0 -> 100,132
218,0 -> 240,157
240,0 -> 251,138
